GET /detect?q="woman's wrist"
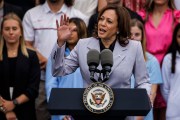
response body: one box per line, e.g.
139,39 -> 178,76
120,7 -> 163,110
57,39 -> 65,47
12,99 -> 19,107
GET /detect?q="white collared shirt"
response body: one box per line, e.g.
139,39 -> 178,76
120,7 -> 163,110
23,1 -> 88,80
23,1 -> 88,59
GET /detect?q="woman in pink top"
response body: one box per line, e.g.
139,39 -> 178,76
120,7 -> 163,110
138,0 -> 180,120
121,0 -> 146,12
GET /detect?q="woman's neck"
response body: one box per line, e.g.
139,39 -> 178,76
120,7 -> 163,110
153,3 -> 169,14
6,43 -> 19,57
6,43 -> 19,51
101,39 -> 115,48
68,45 -> 74,51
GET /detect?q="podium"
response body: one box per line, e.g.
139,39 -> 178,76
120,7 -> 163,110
48,88 -> 151,120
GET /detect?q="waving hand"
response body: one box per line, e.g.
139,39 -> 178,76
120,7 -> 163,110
56,14 -> 75,47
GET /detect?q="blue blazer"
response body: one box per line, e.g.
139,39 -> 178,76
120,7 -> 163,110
51,37 -> 151,93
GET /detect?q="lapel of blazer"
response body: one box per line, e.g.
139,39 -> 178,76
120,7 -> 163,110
86,38 -> 102,78
2,45 -> 12,99
15,47 -> 26,82
110,41 -> 127,74
86,38 -> 128,78
2,46 -> 9,81
13,46 -> 26,98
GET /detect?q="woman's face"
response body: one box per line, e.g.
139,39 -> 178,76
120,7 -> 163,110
67,22 -> 78,46
2,19 -> 21,45
176,29 -> 180,46
130,26 -> 142,41
98,9 -> 118,41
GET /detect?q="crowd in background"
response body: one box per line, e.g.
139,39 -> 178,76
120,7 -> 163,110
0,0 -> 180,120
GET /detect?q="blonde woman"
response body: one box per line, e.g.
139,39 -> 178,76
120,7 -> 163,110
0,13 -> 40,120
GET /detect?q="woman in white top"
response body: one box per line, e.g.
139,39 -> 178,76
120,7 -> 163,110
161,23 -> 180,120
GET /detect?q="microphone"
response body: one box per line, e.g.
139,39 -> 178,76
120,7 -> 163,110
100,49 -> 113,81
87,49 -> 100,81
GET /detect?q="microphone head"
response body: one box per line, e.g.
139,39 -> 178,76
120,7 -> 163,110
87,49 -> 100,66
100,49 -> 113,67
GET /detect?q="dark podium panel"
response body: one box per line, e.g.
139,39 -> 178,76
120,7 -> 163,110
48,88 -> 151,120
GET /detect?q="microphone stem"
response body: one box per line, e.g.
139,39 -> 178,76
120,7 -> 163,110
98,71 -> 103,82
90,71 -> 97,82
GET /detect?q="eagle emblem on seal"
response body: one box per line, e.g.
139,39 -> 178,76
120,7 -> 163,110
89,89 -> 107,107
91,92 -> 106,105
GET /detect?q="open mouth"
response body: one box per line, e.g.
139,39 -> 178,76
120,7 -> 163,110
99,28 -> 106,34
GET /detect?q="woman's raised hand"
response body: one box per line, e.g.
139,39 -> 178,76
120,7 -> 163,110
56,14 -> 71,47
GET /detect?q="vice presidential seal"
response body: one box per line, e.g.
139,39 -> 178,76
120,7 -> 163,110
83,82 -> 114,114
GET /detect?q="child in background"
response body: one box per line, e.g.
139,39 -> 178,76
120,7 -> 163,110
130,19 -> 163,120
161,23 -> 180,120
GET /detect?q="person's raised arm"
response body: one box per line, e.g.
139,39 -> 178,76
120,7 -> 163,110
56,14 -> 75,47
51,14 -> 79,77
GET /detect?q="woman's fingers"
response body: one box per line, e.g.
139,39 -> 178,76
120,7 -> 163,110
58,14 -> 69,26
0,106 -> 6,113
63,14 -> 67,25
64,14 -> 69,25
0,97 -> 5,103
56,20 -> 59,28
65,16 -> 69,25
63,115 -> 71,120
61,14 -> 66,26
60,15 -> 63,26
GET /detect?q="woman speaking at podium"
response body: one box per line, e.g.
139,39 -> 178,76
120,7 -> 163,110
51,4 -> 151,91
51,5 -> 151,119
50,4 -> 151,120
